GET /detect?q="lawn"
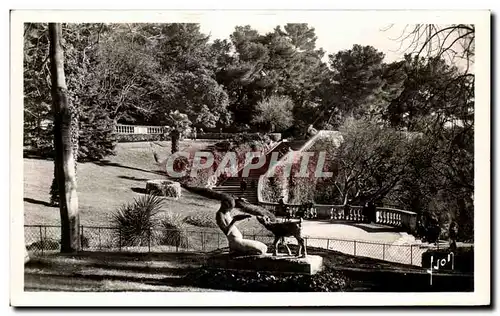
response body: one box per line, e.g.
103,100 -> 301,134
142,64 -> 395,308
24,247 -> 473,292
23,140 -> 266,234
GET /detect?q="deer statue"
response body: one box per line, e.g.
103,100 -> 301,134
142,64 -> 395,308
256,215 -> 307,258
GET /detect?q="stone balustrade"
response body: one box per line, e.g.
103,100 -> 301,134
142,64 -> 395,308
258,202 -> 417,234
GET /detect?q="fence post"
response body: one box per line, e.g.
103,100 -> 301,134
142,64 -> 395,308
98,227 -> 102,250
326,239 -> 330,250
383,244 -> 385,260
119,229 -> 122,251
353,240 -> 357,256
410,245 -> 413,265
39,225 -> 44,256
176,235 -> 179,253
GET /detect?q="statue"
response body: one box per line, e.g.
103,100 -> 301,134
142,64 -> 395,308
216,195 -> 268,256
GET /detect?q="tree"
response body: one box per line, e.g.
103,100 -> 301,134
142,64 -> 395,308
49,23 -> 79,252
166,110 -> 191,154
251,95 -> 294,132
216,24 -> 328,130
386,24 -> 474,73
23,23 -> 52,150
330,119 -> 415,206
324,45 -> 386,126
380,52 -> 474,240
24,23 -> 118,162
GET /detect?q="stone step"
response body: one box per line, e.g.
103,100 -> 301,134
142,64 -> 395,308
213,187 -> 256,192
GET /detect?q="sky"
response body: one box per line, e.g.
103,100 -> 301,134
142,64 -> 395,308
198,20 -> 410,63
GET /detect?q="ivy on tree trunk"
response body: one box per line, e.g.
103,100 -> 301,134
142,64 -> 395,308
49,23 -> 80,253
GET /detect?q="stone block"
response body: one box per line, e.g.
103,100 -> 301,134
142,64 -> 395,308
146,179 -> 181,199
206,253 -> 324,275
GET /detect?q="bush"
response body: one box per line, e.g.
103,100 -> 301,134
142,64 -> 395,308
116,133 -> 163,143
268,133 -> 282,141
111,194 -> 164,247
24,123 -> 55,158
24,113 -> 117,162
26,238 -> 60,251
260,176 -> 285,203
184,266 -> 349,292
251,95 -> 295,133
159,212 -> 188,247
78,107 -> 117,161
183,213 -> 218,229
197,132 -> 267,140
146,179 -> 182,198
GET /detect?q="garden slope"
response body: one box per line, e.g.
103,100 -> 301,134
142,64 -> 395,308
23,140 -> 266,233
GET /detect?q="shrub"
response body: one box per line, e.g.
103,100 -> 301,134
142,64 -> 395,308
159,212 -> 188,247
184,266 -> 349,292
268,133 -> 282,141
146,179 -> 182,198
251,95 -> 295,133
26,238 -> 60,251
116,133 -> 163,143
289,177 -> 316,205
260,176 -> 285,203
183,213 -> 218,229
78,107 -> 117,161
24,113 -> 117,162
24,123 -> 55,158
111,194 -> 164,247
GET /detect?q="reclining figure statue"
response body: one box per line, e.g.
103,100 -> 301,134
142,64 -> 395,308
216,194 -> 268,256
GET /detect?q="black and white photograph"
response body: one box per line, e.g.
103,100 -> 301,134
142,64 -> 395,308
9,9 -> 490,307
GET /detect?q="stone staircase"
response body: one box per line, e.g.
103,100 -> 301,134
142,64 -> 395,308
213,140 -> 308,203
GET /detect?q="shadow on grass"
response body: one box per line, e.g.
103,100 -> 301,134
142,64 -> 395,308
92,160 -> 165,176
24,197 -> 54,207
131,187 -> 148,194
23,148 -> 54,161
25,251 -> 209,288
25,247 -> 474,292
118,175 -> 150,182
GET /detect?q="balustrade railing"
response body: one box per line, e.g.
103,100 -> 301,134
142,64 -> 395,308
115,124 -> 165,135
258,202 -> 417,233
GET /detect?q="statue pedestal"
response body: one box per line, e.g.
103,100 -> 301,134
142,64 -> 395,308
206,253 -> 324,275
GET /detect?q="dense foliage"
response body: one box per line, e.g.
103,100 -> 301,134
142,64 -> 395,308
24,22 -> 474,241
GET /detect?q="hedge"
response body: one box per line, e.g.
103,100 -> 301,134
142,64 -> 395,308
116,133 -> 164,143
198,132 -> 281,141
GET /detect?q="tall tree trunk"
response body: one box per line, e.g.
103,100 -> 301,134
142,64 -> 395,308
49,23 -> 79,253
171,130 -> 180,154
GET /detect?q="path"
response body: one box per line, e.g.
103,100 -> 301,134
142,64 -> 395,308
256,220 -> 430,267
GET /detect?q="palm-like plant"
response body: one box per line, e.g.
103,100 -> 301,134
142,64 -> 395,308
111,194 -> 164,247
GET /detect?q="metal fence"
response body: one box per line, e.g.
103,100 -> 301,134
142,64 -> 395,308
24,224 -> 431,267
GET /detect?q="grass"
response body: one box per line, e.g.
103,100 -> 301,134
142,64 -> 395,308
23,140 -> 266,234
24,252 -> 223,292
24,247 -> 473,292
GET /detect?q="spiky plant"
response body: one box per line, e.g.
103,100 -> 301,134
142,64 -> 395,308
112,194 -> 164,247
